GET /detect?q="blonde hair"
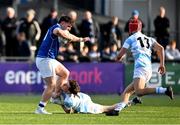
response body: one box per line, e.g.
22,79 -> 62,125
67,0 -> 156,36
26,9 -> 36,16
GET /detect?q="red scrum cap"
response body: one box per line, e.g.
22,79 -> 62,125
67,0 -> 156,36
129,19 -> 142,34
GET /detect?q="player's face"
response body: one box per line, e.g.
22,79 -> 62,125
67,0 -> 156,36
62,22 -> 72,31
61,83 -> 70,92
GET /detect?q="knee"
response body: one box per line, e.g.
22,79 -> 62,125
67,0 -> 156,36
63,69 -> 70,78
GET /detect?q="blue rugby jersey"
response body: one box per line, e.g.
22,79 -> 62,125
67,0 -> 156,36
37,23 -> 62,59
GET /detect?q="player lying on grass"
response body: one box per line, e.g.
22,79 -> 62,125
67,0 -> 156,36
51,80 -> 141,114
105,18 -> 174,116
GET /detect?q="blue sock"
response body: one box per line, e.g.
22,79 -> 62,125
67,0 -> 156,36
156,87 -> 167,94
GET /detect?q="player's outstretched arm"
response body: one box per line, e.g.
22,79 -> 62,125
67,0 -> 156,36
116,47 -> 127,61
53,28 -> 90,42
153,42 -> 166,75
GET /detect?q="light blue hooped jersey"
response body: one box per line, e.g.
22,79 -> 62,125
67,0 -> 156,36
123,31 -> 157,70
37,23 -> 62,59
63,92 -> 92,113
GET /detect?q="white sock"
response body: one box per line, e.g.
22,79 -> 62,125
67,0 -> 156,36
115,102 -> 126,111
38,101 -> 47,108
156,87 -> 167,94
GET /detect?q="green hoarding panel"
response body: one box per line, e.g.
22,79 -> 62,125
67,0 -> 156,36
125,63 -> 180,94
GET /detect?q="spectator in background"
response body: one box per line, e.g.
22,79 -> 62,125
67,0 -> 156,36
40,8 -> 58,38
16,9 -> 41,59
102,16 -> 122,49
88,43 -> 101,63
78,46 -> 90,62
64,43 -> 79,63
16,32 -> 31,60
165,40 -> 180,61
110,43 -> 119,62
2,7 -> 18,57
68,10 -> 80,51
57,46 -> 66,62
101,45 -> 112,62
68,10 -> 80,37
124,10 -> 145,33
0,19 -> 5,56
37,8 -> 58,55
79,11 -> 100,49
154,6 -> 170,49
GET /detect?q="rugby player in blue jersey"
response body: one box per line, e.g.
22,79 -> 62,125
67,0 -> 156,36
35,16 -> 90,114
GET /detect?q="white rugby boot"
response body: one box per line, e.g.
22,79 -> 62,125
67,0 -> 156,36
35,107 -> 52,114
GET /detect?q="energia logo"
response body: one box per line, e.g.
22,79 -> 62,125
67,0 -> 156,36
5,70 -> 42,85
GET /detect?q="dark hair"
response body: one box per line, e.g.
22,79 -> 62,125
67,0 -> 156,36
68,80 -> 80,95
58,16 -> 73,24
50,7 -> 56,13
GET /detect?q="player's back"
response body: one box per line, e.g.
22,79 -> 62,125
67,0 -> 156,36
124,31 -> 156,70
63,92 -> 92,113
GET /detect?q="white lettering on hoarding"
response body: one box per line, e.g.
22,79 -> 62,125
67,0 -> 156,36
165,72 -> 175,85
178,79 -> 180,84
5,70 -> 42,85
5,70 -> 14,85
148,72 -> 162,87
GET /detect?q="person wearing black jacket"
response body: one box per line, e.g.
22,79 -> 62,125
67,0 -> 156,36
2,7 -> 18,57
154,6 -> 170,49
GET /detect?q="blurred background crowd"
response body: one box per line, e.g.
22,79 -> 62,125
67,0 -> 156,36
0,0 -> 180,63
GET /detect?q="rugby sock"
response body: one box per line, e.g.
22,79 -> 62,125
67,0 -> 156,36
156,87 -> 167,94
38,101 -> 47,108
115,102 -> 126,111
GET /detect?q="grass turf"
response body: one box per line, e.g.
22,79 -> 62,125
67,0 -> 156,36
0,94 -> 180,124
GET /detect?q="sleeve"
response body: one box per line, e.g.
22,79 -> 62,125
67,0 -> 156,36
34,21 -> 41,41
150,37 -> 157,47
122,38 -> 132,49
64,96 -> 73,110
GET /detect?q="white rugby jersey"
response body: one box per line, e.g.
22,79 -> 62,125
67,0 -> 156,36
64,92 -> 101,113
123,31 -> 157,70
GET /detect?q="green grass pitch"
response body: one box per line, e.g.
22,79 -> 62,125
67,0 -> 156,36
0,94 -> 180,124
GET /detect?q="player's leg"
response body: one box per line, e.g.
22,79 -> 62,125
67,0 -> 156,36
50,62 -> 70,105
113,82 -> 135,112
102,104 -> 117,113
106,80 -> 142,116
105,82 -> 135,116
53,61 -> 70,98
121,82 -> 135,103
42,77 -> 56,102
35,76 -> 56,114
133,78 -> 174,99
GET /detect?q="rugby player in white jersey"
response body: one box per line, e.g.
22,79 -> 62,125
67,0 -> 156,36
51,80 -> 142,114
106,19 -> 174,116
35,16 -> 90,114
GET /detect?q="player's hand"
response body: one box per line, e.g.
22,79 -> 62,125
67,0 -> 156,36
158,65 -> 166,75
82,37 -> 90,42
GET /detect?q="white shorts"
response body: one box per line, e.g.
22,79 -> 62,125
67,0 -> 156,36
85,103 -> 104,114
133,68 -> 152,83
36,57 -> 60,78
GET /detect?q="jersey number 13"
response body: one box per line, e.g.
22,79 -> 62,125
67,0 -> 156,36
137,37 -> 150,49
